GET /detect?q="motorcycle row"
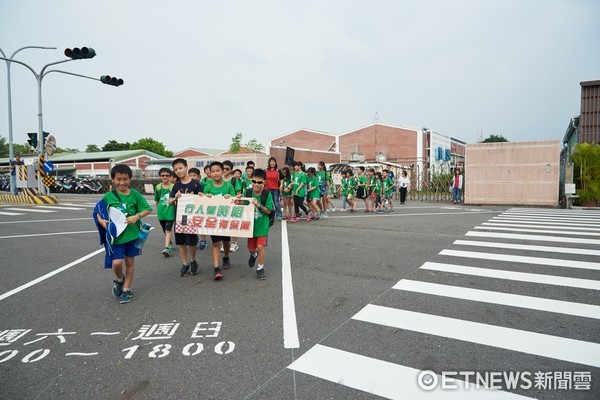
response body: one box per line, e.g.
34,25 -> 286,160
0,175 -> 104,194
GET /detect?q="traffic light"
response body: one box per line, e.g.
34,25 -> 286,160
27,132 -> 38,148
43,131 -> 49,147
64,47 -> 96,59
100,75 -> 124,86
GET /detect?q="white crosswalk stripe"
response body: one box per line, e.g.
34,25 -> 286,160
289,208 -> 600,398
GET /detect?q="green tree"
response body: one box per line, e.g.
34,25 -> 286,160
86,144 -> 102,153
55,147 -> 80,154
245,138 -> 264,152
230,132 -> 243,153
130,137 -> 173,157
571,142 -> 600,202
102,140 -> 131,151
482,134 -> 508,143
13,142 -> 31,155
0,136 -> 7,157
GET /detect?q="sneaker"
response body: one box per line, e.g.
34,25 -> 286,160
292,217 -> 300,223
180,264 -> 190,277
313,214 -> 321,221
256,268 -> 266,280
112,279 -> 124,297
190,260 -> 199,275
364,209 -> 370,213
306,214 -> 312,222
276,215 -> 282,221
198,240 -> 207,250
321,212 -> 328,218
119,290 -> 133,304
248,253 -> 258,268
230,243 -> 239,253
222,257 -> 231,270
213,267 -> 223,280
161,247 -> 171,257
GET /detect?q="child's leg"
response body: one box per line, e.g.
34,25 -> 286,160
311,199 -> 319,215
189,244 -> 197,261
211,242 -> 220,267
123,256 -> 135,290
222,239 -> 231,257
113,259 -> 124,281
256,244 -> 266,266
165,230 -> 172,247
179,244 -> 189,265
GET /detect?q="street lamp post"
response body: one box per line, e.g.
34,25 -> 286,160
0,47 -> 124,195
0,46 -> 56,195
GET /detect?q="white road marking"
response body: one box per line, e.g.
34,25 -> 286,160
453,239 -> 600,256
288,344 -> 529,399
329,210 -> 499,219
35,205 -> 87,211
421,262 -> 600,290
493,217 -> 599,226
465,231 -> 600,245
483,221 -> 600,232
353,304 -> 600,367
281,221 -> 299,349
5,207 -> 56,213
0,248 -> 105,301
0,230 -> 97,240
474,226 -> 600,237
393,280 -> 600,319
65,352 -> 99,356
439,249 -> 600,271
0,211 -> 25,216
496,215 -> 600,223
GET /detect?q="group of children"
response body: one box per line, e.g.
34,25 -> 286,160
95,159 -> 273,304
95,157 -> 412,304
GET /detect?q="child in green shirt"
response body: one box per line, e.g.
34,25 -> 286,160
201,161 -> 237,280
96,164 -> 152,304
154,167 -> 175,257
306,167 -> 321,220
246,168 -> 273,280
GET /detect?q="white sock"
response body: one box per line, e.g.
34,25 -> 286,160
257,264 -> 264,271
251,252 -> 258,258
123,287 -> 130,292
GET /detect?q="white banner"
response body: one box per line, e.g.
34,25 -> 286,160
174,194 -> 255,238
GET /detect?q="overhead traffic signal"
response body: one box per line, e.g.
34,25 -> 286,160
64,47 -> 96,59
27,132 -> 38,148
100,75 -> 124,86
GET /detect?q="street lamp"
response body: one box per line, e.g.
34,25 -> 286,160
0,46 -> 56,195
0,47 -> 124,194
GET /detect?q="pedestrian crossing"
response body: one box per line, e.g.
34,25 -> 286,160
0,203 -> 95,216
288,207 -> 600,399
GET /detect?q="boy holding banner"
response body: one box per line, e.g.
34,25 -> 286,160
201,161 -> 237,280
246,168 -> 273,280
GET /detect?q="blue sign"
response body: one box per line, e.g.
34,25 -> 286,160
42,161 -> 54,173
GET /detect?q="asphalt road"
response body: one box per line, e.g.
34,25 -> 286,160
0,194 -> 598,400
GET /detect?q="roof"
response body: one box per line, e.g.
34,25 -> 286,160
174,147 -> 223,156
47,149 -> 167,163
269,128 -> 337,143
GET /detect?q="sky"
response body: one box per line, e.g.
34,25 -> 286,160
0,0 -> 599,154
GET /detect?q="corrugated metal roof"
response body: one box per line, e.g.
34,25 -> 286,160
46,149 -> 167,162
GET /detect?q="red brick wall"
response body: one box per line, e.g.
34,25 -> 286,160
270,130 -> 336,151
175,149 -> 211,158
269,147 -> 340,166
339,125 -> 417,163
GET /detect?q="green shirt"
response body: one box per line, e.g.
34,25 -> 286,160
203,180 -> 236,196
201,177 -> 212,186
347,177 -> 357,195
102,189 -> 152,245
383,177 -> 395,195
292,171 -> 307,196
357,174 -> 367,188
281,177 -> 293,197
306,175 -> 321,199
154,183 -> 175,221
252,190 -> 273,238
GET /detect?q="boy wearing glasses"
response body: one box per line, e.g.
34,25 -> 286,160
246,168 -> 272,280
154,167 -> 175,256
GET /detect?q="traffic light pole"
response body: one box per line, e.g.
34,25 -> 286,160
0,46 -> 56,195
